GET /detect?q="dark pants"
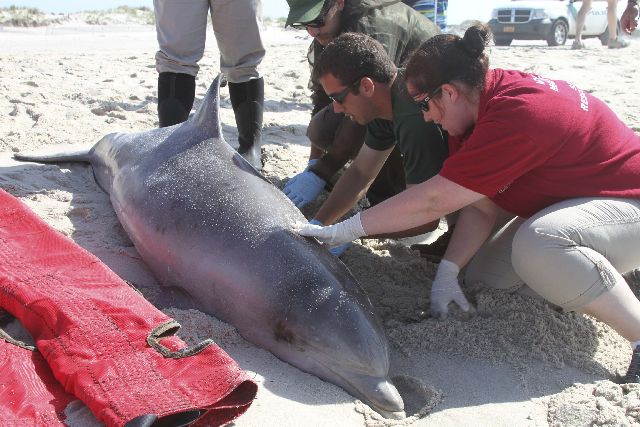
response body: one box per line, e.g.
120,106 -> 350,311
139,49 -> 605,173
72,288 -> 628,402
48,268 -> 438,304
307,105 -> 406,206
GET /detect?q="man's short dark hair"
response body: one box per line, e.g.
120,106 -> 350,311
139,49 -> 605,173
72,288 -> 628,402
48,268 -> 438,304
313,33 -> 397,86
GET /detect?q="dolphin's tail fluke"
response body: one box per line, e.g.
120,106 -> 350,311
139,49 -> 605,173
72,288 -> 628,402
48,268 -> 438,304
13,147 -> 92,164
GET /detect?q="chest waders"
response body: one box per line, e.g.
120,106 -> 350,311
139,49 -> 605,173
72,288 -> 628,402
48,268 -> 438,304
0,189 -> 257,426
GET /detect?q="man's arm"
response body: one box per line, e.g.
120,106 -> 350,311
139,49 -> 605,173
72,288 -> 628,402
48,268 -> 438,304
294,174 -> 486,252
361,174 -> 486,236
314,145 -> 393,225
364,184 -> 440,239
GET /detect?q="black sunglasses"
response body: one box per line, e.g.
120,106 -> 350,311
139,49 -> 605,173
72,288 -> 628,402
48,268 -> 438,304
415,85 -> 443,112
290,17 -> 326,29
328,79 -> 361,104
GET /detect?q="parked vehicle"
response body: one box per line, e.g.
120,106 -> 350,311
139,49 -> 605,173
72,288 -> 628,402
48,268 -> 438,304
488,0 -> 622,46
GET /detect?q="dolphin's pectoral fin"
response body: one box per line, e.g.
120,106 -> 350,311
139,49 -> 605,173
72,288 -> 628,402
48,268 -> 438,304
232,152 -> 271,185
91,168 -> 109,194
147,319 -> 214,358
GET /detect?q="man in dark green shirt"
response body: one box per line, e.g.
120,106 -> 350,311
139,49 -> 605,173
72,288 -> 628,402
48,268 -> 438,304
283,0 -> 440,209
307,32 -> 448,255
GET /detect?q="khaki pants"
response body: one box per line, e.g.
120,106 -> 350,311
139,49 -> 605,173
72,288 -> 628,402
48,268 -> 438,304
154,0 -> 265,83
465,198 -> 640,311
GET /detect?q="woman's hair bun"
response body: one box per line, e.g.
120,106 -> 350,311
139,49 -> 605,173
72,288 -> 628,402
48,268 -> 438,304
458,23 -> 490,58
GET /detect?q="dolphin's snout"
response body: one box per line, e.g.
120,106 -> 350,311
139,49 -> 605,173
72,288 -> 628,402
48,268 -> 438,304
347,373 -> 405,417
372,378 -> 405,414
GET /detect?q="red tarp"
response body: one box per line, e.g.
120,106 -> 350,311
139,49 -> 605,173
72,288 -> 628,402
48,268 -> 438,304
0,324 -> 76,426
0,189 -> 257,426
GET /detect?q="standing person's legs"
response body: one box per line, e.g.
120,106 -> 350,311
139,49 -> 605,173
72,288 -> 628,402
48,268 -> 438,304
607,0 -> 629,48
211,0 -> 266,169
511,198 -> 640,381
573,0 -> 592,49
154,0 -> 209,126
608,0 -> 619,40
210,0 -> 264,84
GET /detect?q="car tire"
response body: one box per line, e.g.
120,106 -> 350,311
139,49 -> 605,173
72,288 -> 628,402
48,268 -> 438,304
546,19 -> 568,46
494,37 -> 513,46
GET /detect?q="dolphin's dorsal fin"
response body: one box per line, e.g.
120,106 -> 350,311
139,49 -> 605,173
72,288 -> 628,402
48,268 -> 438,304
189,74 -> 223,138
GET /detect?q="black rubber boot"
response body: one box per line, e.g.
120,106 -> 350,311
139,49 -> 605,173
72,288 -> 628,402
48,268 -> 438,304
228,77 -> 264,170
157,72 -> 196,128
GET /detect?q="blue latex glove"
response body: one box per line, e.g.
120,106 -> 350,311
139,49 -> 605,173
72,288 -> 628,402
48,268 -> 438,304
308,219 -> 352,257
283,160 -> 326,208
329,241 -> 352,257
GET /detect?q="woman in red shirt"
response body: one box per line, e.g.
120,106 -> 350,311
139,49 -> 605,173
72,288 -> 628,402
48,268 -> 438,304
295,25 -> 640,383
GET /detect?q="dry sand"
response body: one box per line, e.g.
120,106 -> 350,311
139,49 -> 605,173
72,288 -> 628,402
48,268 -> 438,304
1,16 -> 640,427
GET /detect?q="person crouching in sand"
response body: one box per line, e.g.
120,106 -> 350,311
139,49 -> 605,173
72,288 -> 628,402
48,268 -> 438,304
295,23 -> 640,383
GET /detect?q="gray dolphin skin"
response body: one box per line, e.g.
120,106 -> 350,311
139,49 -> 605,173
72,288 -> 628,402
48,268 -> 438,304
13,75 -> 405,418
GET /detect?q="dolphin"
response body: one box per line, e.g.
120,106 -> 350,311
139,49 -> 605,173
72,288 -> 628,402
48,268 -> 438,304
13,74 -> 405,418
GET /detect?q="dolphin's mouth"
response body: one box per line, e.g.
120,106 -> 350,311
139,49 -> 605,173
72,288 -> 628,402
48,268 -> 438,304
310,356 -> 405,417
269,327 -> 404,417
271,319 -> 404,417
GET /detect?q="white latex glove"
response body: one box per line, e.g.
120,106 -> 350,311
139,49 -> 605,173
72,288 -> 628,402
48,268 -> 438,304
294,213 -> 366,248
430,259 -> 470,320
309,218 -> 352,257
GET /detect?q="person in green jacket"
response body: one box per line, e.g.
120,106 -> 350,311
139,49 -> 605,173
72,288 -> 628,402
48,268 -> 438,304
283,0 -> 440,210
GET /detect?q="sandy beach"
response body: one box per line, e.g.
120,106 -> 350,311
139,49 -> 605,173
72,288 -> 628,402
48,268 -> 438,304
1,10 -> 640,426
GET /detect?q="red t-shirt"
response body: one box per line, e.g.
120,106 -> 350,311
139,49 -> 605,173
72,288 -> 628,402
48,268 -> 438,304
439,69 -> 640,218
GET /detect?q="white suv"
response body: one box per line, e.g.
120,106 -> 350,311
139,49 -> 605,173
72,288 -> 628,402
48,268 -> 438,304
488,0 -> 622,46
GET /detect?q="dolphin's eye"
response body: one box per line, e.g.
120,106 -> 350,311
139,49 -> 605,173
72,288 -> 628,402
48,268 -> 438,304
274,321 -> 295,344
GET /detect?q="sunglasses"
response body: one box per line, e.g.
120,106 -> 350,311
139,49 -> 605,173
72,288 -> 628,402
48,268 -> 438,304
290,17 -> 326,29
328,79 -> 361,104
415,85 -> 443,112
